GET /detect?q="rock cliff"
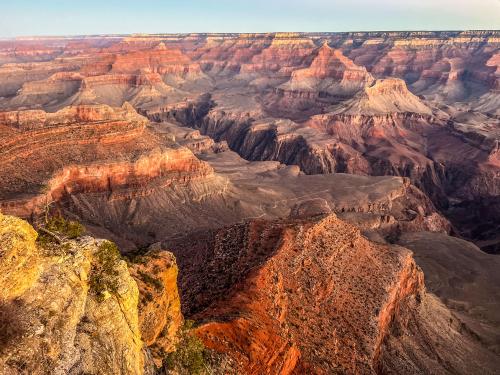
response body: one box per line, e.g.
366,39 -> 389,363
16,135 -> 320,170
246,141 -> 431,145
129,250 -> 183,367
0,213 -> 139,374
278,43 -> 374,99
167,213 -> 498,374
0,212 -> 183,374
0,103 -> 214,218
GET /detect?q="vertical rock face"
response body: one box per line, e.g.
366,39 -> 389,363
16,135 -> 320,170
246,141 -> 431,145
240,33 -> 316,77
129,250 -> 183,367
0,213 -> 184,375
0,103 -> 215,218
193,34 -> 272,75
0,213 -> 144,374
279,43 -> 374,98
0,213 -> 41,300
111,43 -> 203,77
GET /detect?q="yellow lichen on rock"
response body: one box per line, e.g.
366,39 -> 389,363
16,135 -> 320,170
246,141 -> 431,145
0,212 -> 41,300
0,215 -> 150,374
129,249 -> 183,367
76,242 -> 145,375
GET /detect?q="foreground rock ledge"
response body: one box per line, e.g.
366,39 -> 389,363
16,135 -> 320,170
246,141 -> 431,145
0,212 -> 181,375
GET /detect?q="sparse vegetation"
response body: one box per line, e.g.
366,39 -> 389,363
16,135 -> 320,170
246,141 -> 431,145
124,245 -> 157,265
46,216 -> 85,239
36,215 -> 85,255
125,253 -> 148,265
138,270 -> 164,292
162,320 -> 208,375
37,215 -> 85,242
89,241 -> 122,302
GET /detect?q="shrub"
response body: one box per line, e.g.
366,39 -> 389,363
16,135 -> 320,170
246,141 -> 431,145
37,215 -> 85,249
138,270 -> 164,292
163,320 -> 207,374
45,215 -> 85,239
123,245 -> 151,265
89,241 -> 122,302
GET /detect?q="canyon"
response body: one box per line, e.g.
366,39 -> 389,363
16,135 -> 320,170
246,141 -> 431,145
0,31 -> 498,374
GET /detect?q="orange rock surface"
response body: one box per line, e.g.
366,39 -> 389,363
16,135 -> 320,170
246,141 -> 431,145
192,214 -> 424,373
184,214 -> 495,374
130,250 -> 183,366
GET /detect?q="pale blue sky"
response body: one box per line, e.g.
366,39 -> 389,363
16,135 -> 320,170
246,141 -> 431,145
0,0 -> 498,37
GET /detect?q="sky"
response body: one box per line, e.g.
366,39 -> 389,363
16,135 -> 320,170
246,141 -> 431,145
0,0 -> 498,37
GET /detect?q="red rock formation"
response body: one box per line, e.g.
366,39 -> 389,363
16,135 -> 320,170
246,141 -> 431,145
334,78 -> 432,115
279,43 -> 373,98
0,103 -> 213,217
111,43 -> 202,78
0,60 -> 80,98
192,35 -> 271,75
172,214 -> 493,374
240,33 -> 316,77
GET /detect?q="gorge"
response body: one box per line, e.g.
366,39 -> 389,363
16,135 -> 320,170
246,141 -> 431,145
0,30 -> 498,374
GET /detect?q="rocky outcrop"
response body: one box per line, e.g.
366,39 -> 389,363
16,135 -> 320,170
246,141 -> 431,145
0,213 -> 145,374
182,214 -> 422,373
239,33 -> 316,78
0,213 -> 41,300
0,103 -> 214,218
0,212 -> 187,374
0,60 -> 80,98
278,43 -> 374,99
194,35 -> 272,75
0,102 -> 145,130
129,250 -> 183,367
10,72 -> 83,108
111,43 -> 208,89
167,213 -> 496,374
335,78 -> 432,115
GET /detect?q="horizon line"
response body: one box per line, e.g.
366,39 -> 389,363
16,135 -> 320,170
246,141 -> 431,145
2,29 -> 499,40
